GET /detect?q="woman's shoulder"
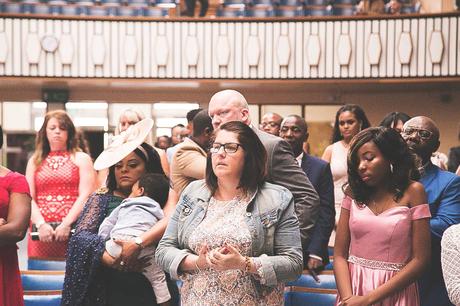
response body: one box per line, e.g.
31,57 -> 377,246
403,181 -> 427,208
74,151 -> 93,163
257,182 -> 293,208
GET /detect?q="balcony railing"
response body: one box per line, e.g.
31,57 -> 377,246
0,13 -> 459,79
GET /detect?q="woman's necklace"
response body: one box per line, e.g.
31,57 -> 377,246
368,195 -> 395,215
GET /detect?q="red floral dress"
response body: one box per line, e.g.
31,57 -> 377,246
0,171 -> 30,306
27,151 -> 80,259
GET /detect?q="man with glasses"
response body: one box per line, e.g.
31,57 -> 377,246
280,115 -> 335,272
208,90 -> 320,255
260,112 -> 283,136
402,116 -> 460,306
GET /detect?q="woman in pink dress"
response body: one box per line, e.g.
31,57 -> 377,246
25,110 -> 95,259
0,125 -> 31,306
334,127 -> 431,306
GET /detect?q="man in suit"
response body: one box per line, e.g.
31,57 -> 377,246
402,116 -> 460,306
208,90 -> 320,251
170,110 -> 213,196
280,115 -> 335,270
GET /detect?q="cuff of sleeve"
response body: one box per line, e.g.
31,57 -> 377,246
309,254 -> 323,261
169,249 -> 192,280
253,254 -> 277,287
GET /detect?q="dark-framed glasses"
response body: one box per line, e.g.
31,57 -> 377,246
210,142 -> 242,154
401,127 -> 433,140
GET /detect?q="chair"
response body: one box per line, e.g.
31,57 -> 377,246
331,0 -> 355,4
24,290 -> 62,306
250,0 -> 272,6
285,287 -> 337,306
274,5 -> 304,16
287,270 -> 337,290
21,271 -> 65,291
305,0 -> 329,5
153,0 -> 176,8
222,0 -> 246,7
28,259 -> 66,271
304,4 -> 331,15
216,5 -> 245,16
245,5 -> 274,16
117,5 -> 142,15
277,0 -> 302,6
332,4 -> 355,15
143,6 -> 170,16
3,2 -> 23,13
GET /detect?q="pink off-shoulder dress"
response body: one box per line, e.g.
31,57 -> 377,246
336,196 -> 431,306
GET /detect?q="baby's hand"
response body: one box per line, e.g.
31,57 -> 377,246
0,218 -> 6,226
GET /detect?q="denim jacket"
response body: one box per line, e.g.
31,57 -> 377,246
155,180 -> 303,287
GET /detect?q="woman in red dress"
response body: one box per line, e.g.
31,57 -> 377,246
25,110 -> 95,260
0,125 -> 32,306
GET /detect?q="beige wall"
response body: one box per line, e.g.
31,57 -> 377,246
1,78 -> 458,154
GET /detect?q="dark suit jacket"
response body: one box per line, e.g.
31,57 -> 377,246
300,153 -> 335,265
447,146 -> 460,173
252,128 -> 320,250
419,162 -> 460,306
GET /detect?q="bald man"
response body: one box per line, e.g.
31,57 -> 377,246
260,112 -> 283,136
208,90 -> 320,252
402,116 -> 460,306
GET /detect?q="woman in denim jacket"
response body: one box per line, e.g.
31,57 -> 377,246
156,121 -> 303,305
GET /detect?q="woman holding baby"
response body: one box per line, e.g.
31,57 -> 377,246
62,119 -> 179,306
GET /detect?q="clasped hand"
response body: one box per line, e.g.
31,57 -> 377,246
339,295 -> 371,306
38,223 -> 71,242
197,243 -> 245,271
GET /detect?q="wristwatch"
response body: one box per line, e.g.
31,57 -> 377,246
134,237 -> 144,249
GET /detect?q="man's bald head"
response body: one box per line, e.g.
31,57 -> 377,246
402,116 -> 440,163
260,112 -> 283,136
208,90 -> 251,129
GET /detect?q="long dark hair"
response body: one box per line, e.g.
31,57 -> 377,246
332,104 -> 370,143
107,142 -> 165,192
379,112 -> 411,129
206,121 -> 267,197
346,127 -> 419,204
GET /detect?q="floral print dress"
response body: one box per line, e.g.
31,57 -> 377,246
180,196 -> 284,306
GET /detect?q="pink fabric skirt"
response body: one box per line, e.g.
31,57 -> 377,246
335,259 -> 420,306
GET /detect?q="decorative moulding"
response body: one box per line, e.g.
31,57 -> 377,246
91,34 -> 106,66
155,35 -> 169,66
184,36 -> 199,66
429,30 -> 444,64
277,35 -> 291,66
0,32 -> 8,64
26,33 -> 41,64
246,35 -> 260,67
367,33 -> 382,65
216,35 -> 230,66
306,34 -> 321,66
337,34 -> 352,66
123,35 -> 137,66
59,34 -> 74,65
398,32 -> 412,65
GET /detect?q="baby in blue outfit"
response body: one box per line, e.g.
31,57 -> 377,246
98,173 -> 170,305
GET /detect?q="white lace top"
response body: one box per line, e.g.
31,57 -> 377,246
180,196 -> 284,306
441,224 -> 460,305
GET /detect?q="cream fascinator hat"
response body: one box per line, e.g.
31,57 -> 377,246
94,118 -> 154,171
